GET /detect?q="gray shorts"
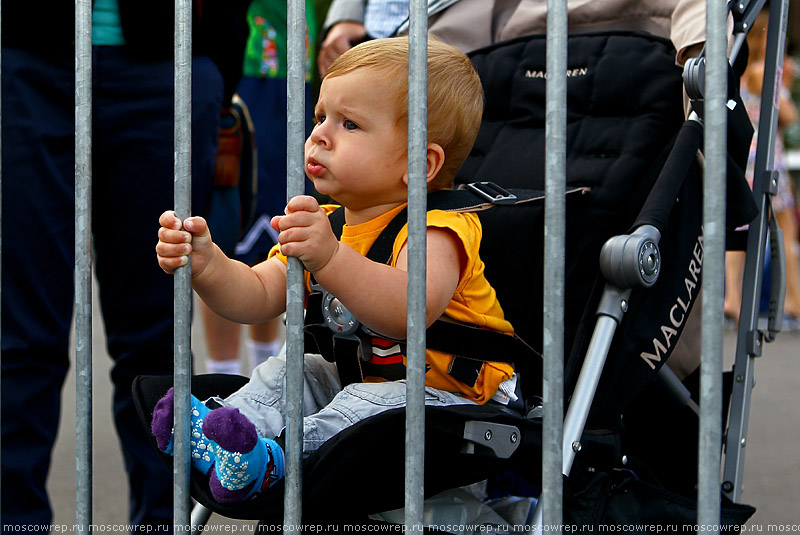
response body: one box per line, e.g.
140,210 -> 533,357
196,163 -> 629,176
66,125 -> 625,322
217,354 -> 477,454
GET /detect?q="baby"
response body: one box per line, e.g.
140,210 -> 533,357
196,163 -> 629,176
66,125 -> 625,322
152,36 -> 516,503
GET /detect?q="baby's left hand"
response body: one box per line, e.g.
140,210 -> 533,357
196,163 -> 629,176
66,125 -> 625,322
270,195 -> 339,273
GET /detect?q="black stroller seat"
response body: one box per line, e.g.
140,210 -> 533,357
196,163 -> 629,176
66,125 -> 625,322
134,373 -> 545,523
134,28 -> 763,528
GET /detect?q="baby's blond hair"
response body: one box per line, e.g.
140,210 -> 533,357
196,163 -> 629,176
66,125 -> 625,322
325,36 -> 484,190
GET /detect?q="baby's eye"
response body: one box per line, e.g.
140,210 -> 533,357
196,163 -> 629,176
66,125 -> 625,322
314,114 -> 326,125
344,119 -> 359,130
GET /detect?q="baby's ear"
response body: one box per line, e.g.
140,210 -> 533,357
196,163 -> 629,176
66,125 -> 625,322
425,143 -> 445,184
401,143 -> 445,186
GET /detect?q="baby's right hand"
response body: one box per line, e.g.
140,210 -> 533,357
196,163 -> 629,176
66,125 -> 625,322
155,211 -> 215,276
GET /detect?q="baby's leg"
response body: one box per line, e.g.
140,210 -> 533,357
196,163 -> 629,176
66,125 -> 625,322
194,355 -> 341,503
150,387 -> 215,475
202,407 -> 284,503
218,354 -> 342,438
198,354 -> 339,503
301,381 -> 477,453
150,355 -> 339,504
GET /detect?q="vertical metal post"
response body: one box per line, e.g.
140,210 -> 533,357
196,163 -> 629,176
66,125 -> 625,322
539,0 -> 567,530
284,0 -> 306,526
173,0 -> 193,528
75,0 -> 93,531
698,0 -> 728,526
0,0 -> 4,523
405,0 -> 427,532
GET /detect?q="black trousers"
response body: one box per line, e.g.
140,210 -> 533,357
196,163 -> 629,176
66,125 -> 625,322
0,45 -> 222,529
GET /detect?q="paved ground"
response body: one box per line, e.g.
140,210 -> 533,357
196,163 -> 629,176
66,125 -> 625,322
48,289 -> 800,529
50,292 -> 257,530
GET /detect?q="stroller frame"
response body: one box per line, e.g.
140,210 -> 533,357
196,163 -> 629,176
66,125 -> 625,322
722,0 -> 792,504
538,0 -> 794,523
535,0 -> 793,524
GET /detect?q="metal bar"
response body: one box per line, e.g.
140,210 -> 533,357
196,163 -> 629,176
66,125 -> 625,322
723,0 -> 790,503
540,0 -> 567,530
190,504 -> 213,532
173,0 -> 193,528
1,0 -> 4,523
75,0 -> 93,531
405,0 -> 428,532
533,285 -> 631,529
284,0 -> 307,527
698,0 -> 728,526
561,310 -> 623,475
729,0 -> 768,63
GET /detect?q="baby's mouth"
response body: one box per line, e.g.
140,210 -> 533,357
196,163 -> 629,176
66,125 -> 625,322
306,158 -> 326,176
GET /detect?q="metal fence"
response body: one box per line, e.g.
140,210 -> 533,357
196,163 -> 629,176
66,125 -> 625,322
0,0 -> 788,530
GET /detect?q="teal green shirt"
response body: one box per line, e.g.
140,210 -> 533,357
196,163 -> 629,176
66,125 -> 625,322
93,0 -> 125,45
242,0 -> 318,80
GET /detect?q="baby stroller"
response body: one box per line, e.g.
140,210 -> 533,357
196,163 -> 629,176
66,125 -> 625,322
133,0 -> 785,529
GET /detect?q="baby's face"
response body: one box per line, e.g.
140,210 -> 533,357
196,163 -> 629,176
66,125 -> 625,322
304,68 -> 409,210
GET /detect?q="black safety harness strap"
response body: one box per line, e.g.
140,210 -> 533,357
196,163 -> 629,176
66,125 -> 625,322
304,204 -> 415,385
304,183 -> 564,386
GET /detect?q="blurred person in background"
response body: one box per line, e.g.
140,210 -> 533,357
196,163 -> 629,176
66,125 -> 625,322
725,8 -> 800,328
201,0 -> 319,376
0,0 -> 249,529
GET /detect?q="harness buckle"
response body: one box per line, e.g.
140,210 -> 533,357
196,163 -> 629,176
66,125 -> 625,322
310,280 -> 373,362
465,182 -> 517,205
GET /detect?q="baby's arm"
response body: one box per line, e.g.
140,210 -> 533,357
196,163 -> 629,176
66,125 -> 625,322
156,211 -> 287,324
273,196 -> 461,339
318,228 -> 461,339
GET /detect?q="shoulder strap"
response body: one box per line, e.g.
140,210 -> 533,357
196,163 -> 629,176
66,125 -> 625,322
367,208 -> 409,264
327,184 -> 563,263
428,183 -> 545,212
327,206 -> 346,239
326,205 -> 410,265
362,183 -> 560,267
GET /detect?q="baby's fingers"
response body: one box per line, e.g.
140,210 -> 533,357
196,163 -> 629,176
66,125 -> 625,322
158,225 -> 192,246
285,195 -> 320,214
155,213 -> 211,276
270,215 -> 283,233
159,210 -> 183,230
155,241 -> 190,274
156,240 -> 193,259
182,216 -> 209,237
157,254 -> 189,274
